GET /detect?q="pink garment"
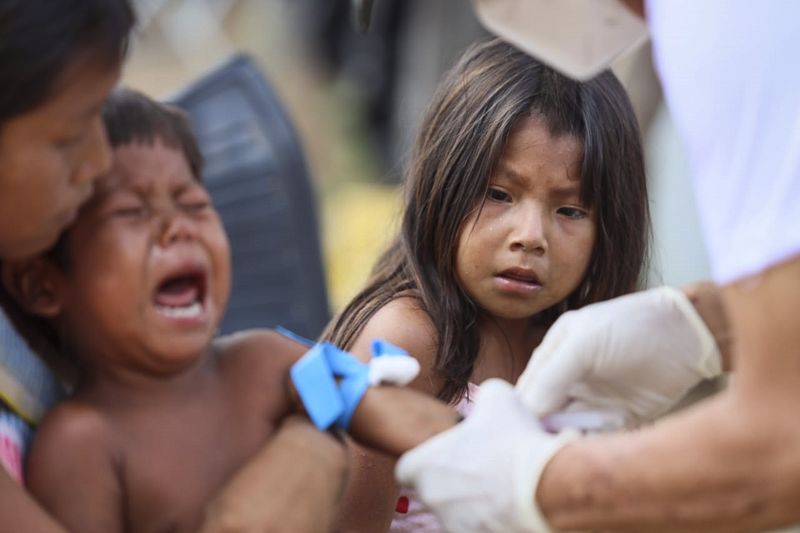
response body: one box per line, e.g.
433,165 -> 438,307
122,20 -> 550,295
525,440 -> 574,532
0,407 -> 30,484
390,383 -> 478,533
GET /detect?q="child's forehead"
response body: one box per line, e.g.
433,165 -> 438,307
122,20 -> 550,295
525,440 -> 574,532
498,117 -> 583,174
101,141 -> 201,191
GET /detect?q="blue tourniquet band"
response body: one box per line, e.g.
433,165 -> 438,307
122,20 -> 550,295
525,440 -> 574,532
290,339 -> 409,430
275,325 -> 314,347
290,343 -> 346,429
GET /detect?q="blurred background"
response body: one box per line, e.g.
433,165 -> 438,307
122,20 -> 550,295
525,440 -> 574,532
122,0 -> 710,319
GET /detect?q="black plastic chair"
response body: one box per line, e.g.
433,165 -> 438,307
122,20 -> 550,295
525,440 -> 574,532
171,53 -> 330,340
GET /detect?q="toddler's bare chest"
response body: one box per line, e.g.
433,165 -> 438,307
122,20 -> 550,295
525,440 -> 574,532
113,395 -> 279,533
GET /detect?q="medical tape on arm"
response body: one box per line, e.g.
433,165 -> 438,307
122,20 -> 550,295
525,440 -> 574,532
290,340 -> 412,431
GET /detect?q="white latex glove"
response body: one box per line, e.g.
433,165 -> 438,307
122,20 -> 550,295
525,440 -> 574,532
396,379 -> 576,533
516,286 -> 723,427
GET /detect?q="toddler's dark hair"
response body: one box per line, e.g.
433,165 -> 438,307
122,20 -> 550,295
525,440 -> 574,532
102,87 -> 204,179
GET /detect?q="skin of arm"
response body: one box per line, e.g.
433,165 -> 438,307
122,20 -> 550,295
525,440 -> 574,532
682,281 -> 733,371
24,330 -> 349,533
537,254 -> 800,532
334,296 -> 447,533
348,382 -> 460,457
208,326 -> 459,533
26,403 -> 125,533
200,415 -> 348,533
0,468 -> 67,533
15,326 -> 452,533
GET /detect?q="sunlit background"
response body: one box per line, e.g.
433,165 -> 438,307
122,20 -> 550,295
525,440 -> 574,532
122,0 -> 710,317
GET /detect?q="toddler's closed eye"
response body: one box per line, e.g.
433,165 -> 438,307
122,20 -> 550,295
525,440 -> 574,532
182,200 -> 210,212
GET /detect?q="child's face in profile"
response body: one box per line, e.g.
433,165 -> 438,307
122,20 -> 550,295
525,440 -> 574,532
53,140 -> 231,375
455,114 -> 596,326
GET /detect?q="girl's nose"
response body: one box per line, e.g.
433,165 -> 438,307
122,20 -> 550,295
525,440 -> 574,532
509,207 -> 547,255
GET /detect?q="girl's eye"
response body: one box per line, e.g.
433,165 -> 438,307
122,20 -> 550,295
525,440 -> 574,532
487,188 -> 511,202
557,206 -> 588,220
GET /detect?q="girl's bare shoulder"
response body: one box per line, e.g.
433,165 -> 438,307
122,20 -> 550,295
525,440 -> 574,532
350,296 -> 443,396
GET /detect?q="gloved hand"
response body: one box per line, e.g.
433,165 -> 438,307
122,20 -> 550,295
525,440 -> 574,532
516,286 -> 723,427
395,379 -> 576,533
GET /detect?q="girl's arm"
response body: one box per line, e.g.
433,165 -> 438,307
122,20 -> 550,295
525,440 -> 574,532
334,297 -> 446,533
348,384 -> 460,457
26,403 -> 125,533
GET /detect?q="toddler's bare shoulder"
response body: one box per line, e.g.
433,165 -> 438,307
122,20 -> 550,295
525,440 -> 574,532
213,329 -> 307,381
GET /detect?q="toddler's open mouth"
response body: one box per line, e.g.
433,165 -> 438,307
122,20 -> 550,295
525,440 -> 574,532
153,266 -> 208,320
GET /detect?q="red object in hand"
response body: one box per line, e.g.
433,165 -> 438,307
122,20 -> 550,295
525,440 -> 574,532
395,496 -> 410,514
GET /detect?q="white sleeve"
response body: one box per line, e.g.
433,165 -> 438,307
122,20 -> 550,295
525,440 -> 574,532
647,0 -> 800,284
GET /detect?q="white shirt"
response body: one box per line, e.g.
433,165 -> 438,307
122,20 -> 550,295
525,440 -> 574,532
647,0 -> 800,284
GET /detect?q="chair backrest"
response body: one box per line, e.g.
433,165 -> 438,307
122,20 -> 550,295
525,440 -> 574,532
171,53 -> 330,339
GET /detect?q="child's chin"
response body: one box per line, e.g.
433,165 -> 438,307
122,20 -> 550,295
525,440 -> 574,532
151,335 -> 215,366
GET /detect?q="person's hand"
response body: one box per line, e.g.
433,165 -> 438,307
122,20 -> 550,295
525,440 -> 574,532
395,379 -> 576,532
516,286 -> 723,427
200,416 -> 346,533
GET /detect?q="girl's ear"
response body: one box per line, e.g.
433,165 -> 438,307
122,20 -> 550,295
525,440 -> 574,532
1,257 -> 64,318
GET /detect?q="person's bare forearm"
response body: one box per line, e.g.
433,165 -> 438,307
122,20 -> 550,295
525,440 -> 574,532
539,391 -> 800,532
349,385 -> 460,456
539,258 -> 800,531
0,468 -> 66,533
201,416 -> 347,533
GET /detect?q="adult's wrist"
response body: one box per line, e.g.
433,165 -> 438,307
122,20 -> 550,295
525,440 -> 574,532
535,438 -> 601,531
201,416 -> 348,533
682,282 -> 733,371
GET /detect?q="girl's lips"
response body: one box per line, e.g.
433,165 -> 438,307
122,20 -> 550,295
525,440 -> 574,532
497,267 -> 542,285
495,268 -> 543,294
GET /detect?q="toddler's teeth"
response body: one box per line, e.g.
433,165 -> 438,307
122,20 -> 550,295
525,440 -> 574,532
156,301 -> 202,319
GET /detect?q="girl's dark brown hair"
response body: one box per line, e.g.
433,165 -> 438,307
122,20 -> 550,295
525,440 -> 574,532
324,38 -> 650,403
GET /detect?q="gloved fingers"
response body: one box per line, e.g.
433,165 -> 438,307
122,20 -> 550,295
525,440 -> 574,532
396,379 -> 523,487
566,380 -> 671,427
395,413 -> 466,487
470,378 -> 525,422
547,398 -> 631,431
515,340 -> 589,417
665,286 -> 723,379
367,355 -> 420,386
514,314 -> 576,398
